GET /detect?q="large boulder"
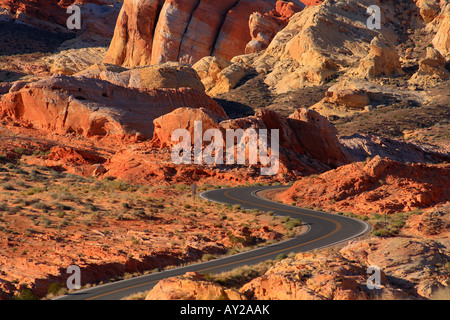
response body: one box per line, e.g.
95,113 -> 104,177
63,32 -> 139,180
192,56 -> 246,96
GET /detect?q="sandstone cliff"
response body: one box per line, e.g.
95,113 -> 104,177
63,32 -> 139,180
103,0 -> 312,67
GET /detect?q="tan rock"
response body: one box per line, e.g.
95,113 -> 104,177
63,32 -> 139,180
192,56 -> 246,96
239,0 -> 399,93
245,12 -> 281,54
415,0 -> 441,23
78,62 -> 206,92
240,252 -> 370,300
418,47 -> 450,79
125,62 -> 206,92
432,3 -> 450,57
355,35 -> 405,79
145,272 -> 246,300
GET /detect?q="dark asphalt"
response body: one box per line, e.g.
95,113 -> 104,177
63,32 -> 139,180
55,186 -> 370,300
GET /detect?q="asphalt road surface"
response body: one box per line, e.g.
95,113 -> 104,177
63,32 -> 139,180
56,186 -> 370,300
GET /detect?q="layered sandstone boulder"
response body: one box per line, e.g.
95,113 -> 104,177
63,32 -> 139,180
192,56 -> 246,96
0,74 -> 226,141
354,35 -> 405,79
417,47 -> 449,79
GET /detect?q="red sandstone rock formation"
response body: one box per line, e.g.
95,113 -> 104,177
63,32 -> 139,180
104,0 -> 318,67
0,74 -> 226,141
278,156 -> 450,215
150,106 -> 351,176
0,0 -> 114,31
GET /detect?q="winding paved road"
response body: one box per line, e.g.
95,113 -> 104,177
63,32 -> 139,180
56,186 -> 370,300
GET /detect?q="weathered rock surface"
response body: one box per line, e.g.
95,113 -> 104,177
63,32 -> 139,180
146,272 -> 246,300
432,3 -> 450,57
192,56 -> 246,96
151,106 -> 351,176
0,0 -> 120,33
103,0 -> 318,67
278,155 -> 450,215
354,35 -> 405,79
408,47 -> 450,87
0,74 -> 225,140
211,0 -> 280,61
340,133 -> 450,165
340,237 -> 449,299
245,1 -> 304,54
103,0 -> 161,67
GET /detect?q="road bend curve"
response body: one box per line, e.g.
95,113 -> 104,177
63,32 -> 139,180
56,186 -> 370,300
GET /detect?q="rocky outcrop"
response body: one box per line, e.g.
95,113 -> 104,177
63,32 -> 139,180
103,0 -> 161,67
146,272 -> 246,300
0,0 -> 120,33
103,0 -> 318,68
245,1 -> 304,54
354,35 -> 405,79
211,0 -> 280,61
278,156 -> 450,215
150,106 -> 351,176
309,79 -> 426,117
432,3 -> 450,57
192,56 -> 246,96
340,237 -> 450,299
340,133 -> 450,165
0,74 -> 225,141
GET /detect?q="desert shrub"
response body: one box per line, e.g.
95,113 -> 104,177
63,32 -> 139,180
285,218 -> 302,230
201,254 -> 216,262
1,183 -> 15,190
15,287 -> 37,300
373,229 -> 389,237
47,283 -> 67,297
276,253 -> 288,261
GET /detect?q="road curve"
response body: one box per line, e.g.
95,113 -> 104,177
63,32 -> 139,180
56,186 -> 370,300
